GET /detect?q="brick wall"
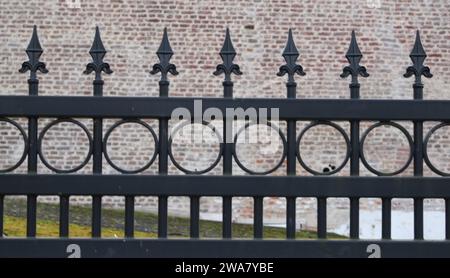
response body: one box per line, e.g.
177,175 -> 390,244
1,0 -> 450,234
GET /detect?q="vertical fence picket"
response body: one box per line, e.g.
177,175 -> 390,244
150,28 -> 178,238
404,30 -> 432,240
59,196 -> 69,237
214,28 -> 242,239
19,26 -> 48,237
84,27 -> 113,238
190,196 -> 200,238
446,198 -> 450,240
341,31 -> 369,239
253,197 -> 263,239
317,197 -> 327,239
382,198 -> 391,239
277,29 -> 305,239
0,195 -> 3,237
125,196 -> 135,238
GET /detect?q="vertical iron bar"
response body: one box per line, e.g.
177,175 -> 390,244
278,29 -> 305,240
190,196 -> 200,238
253,197 -> 263,239
59,195 -> 69,237
125,195 -> 135,238
317,197 -> 327,239
382,198 -> 391,239
286,197 -> 296,239
149,29 -> 178,239
84,27 -> 112,238
349,197 -> 360,239
446,198 -> 450,240
341,31 -> 368,240
413,83 -> 424,240
222,196 -> 232,238
91,196 -> 102,237
26,79 -> 38,237
214,29 -> 241,239
222,81 -> 233,239
92,78 -> 103,238
286,81 -> 297,239
158,195 -> 168,238
0,195 -> 3,237
349,83 -> 360,239
404,30 -> 432,240
158,81 -> 169,238
20,26 -> 48,238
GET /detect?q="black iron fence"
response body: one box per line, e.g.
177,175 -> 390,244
0,25 -> 449,258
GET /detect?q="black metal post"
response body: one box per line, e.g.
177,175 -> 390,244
413,82 -> 424,240
214,28 -> 242,239
341,31 -> 369,239
150,28 -> 178,238
277,29 -> 305,239
125,195 -> 135,237
84,27 -> 113,238
446,198 -> 450,240
59,195 -> 69,237
253,197 -> 263,238
222,79 -> 233,239
382,198 -> 392,239
317,198 -> 327,239
404,30 -> 433,240
0,195 -> 3,237
19,26 -> 48,237
190,196 -> 200,238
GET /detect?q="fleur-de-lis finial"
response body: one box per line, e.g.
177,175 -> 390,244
340,30 -> 369,84
84,26 -> 113,79
277,29 -> 305,82
213,28 -> 242,81
150,27 -> 179,82
19,25 -> 48,78
404,30 -> 432,84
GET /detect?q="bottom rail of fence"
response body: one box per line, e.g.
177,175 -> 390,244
0,238 -> 449,258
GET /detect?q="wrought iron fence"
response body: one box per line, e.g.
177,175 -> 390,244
0,25 -> 449,257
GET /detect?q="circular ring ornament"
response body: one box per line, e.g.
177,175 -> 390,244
168,120 -> 223,174
296,121 -> 351,175
233,121 -> 287,175
103,119 -> 159,174
0,118 -> 29,173
360,121 -> 413,176
423,122 -> 450,176
38,118 -> 93,173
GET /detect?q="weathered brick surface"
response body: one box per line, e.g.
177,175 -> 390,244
1,0 -> 450,232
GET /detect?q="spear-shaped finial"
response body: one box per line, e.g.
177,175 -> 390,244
277,28 -> 305,82
213,28 -> 242,82
404,30 -> 432,84
19,25 -> 48,77
150,27 -> 178,82
341,30 -> 369,84
84,26 -> 113,78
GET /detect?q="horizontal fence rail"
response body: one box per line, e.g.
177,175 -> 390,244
1,96 -> 450,120
0,175 -> 449,198
0,26 -> 449,258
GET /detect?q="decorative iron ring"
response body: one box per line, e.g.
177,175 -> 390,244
423,122 -> 450,176
360,121 -> 413,176
0,118 -> 29,173
296,120 -> 350,175
38,118 -> 93,173
103,119 -> 159,174
233,121 -> 287,175
168,120 -> 223,174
